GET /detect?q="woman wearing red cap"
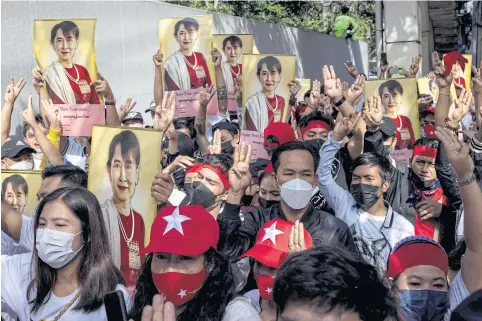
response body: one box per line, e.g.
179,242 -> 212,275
386,236 -> 450,321
242,219 -> 312,321
128,205 -> 260,321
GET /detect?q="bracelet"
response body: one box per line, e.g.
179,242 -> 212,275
105,100 -> 116,106
334,96 -> 346,107
457,173 -> 476,187
439,91 -> 451,97
444,118 -> 460,132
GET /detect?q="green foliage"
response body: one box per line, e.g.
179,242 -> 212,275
166,0 -> 375,58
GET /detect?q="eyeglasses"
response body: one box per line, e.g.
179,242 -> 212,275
423,120 -> 436,126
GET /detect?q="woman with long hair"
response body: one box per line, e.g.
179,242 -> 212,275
2,187 -> 128,321
128,205 -> 260,321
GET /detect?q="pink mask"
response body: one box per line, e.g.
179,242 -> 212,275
254,273 -> 275,300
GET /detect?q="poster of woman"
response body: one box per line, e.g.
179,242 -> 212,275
34,19 -> 99,104
88,125 -> 162,290
1,171 -> 43,217
242,54 -> 296,132
443,52 -> 472,90
365,78 -> 419,150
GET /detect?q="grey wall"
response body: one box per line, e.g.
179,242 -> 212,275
1,0 -> 368,131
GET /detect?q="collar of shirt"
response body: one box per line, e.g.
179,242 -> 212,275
352,200 -> 395,230
277,202 -> 315,224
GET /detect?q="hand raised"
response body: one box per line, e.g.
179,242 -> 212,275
431,51 -> 453,88
288,79 -> 302,97
118,98 -> 137,119
472,61 -> 482,95
199,85 -> 217,109
208,130 -> 222,155
435,127 -> 474,179
153,91 -> 176,132
211,48 -> 222,68
131,294 -> 176,321
363,94 -> 383,130
151,173 -> 175,205
309,79 -> 321,107
41,99 -> 61,130
333,112 -> 361,141
322,65 -> 343,101
448,88 -> 472,123
22,96 -> 37,126
288,220 -> 307,254
228,142 -> 252,193
346,75 -> 365,105
32,66 -> 44,95
344,60 -> 358,79
5,76 -> 26,104
409,55 -> 421,77
153,50 -> 164,67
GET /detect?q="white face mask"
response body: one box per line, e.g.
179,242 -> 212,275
36,228 -> 84,269
280,178 -> 314,210
8,160 -> 34,170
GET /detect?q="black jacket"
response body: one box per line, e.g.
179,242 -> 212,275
217,202 -> 357,263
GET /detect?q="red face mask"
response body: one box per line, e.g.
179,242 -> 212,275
152,270 -> 208,307
254,273 -> 275,300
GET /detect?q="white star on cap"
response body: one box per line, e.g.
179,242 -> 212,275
178,289 -> 187,298
266,287 -> 273,294
163,207 -> 191,235
16,141 -> 25,146
261,221 -> 284,245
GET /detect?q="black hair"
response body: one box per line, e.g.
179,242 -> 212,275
222,35 -> 243,49
298,111 -> 335,132
1,174 -> 28,200
265,135 -> 280,156
271,141 -> 319,174
256,56 -> 282,77
129,248 -> 235,321
341,6 -> 350,14
174,118 -> 196,138
27,187 -> 124,313
351,152 -> 392,183
274,246 -> 399,321
448,240 -> 466,272
378,80 -> 404,96
303,90 -> 311,99
412,137 -> 439,149
23,116 -> 45,138
212,122 -> 239,137
41,165 -> 88,188
50,21 -> 79,43
200,154 -> 233,175
107,130 -> 140,168
174,17 -> 199,36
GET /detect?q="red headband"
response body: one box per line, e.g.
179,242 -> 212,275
186,164 -> 202,175
413,145 -> 437,159
300,120 -> 331,136
201,164 -> 230,190
386,243 -> 448,279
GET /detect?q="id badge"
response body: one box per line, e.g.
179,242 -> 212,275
195,66 -> 206,79
128,240 -> 141,269
274,110 -> 281,122
400,128 -> 410,141
78,80 -> 91,95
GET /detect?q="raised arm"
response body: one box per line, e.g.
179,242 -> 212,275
117,98 -> 137,122
432,51 -> 454,127
435,127 -> 482,294
194,86 -> 217,156
153,50 -> 165,106
93,72 -> 121,127
212,48 -> 228,116
1,77 -> 26,144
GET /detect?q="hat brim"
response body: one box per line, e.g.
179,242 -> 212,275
3,145 -> 37,158
140,237 -> 212,256
144,108 -> 153,113
241,244 -> 287,269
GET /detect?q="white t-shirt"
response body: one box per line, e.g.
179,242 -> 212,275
222,296 -> 261,321
1,253 -> 130,321
19,215 -> 35,251
444,271 -> 469,321
1,231 -> 29,255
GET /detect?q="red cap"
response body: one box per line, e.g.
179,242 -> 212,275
241,219 -> 312,268
443,51 -> 468,77
264,123 -> 297,147
264,162 -> 274,174
141,205 -> 219,256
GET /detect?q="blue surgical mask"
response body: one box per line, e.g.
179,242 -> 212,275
399,289 -> 448,321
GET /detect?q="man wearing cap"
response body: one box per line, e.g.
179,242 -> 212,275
1,137 -> 36,170
263,122 -> 297,156
144,99 -> 156,122
212,121 -> 239,155
122,111 -> 145,128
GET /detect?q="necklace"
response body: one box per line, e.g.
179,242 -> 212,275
63,64 -> 80,84
39,292 -> 80,321
396,114 -> 402,131
230,64 -> 240,78
182,52 -> 198,70
454,77 -> 461,87
264,95 -> 278,112
117,208 -> 135,244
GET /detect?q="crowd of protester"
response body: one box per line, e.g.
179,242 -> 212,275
2,40 -> 482,321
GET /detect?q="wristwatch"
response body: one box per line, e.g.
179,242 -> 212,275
457,173 -> 476,187
334,96 -> 346,107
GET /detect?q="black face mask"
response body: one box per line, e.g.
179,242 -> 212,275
411,171 -> 436,190
305,139 -> 326,151
182,181 -> 220,209
259,198 -> 279,209
221,141 -> 235,155
240,194 -> 254,207
350,183 -> 381,211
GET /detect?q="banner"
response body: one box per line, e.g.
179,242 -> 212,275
242,54 -> 296,132
58,104 -> 105,136
174,88 -> 218,118
390,149 -> 412,165
240,130 -> 269,160
365,78 -> 419,150
212,34 -> 254,112
34,19 -> 100,104
1,170 -> 43,217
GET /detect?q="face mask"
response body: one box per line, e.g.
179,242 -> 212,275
280,178 -> 314,210
399,289 -> 448,321
9,160 -> 34,170
36,228 -> 83,269
350,183 -> 381,211
254,273 -> 275,300
241,194 -> 254,207
221,141 -> 235,155
259,198 -> 279,209
411,171 -> 436,190
183,181 -> 220,209
305,139 -> 325,152
152,270 -> 208,307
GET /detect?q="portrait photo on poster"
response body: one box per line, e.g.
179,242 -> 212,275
33,19 -> 100,105
365,78 -> 419,150
1,170 -> 43,217
212,34 -> 254,112
442,52 -> 472,90
242,54 -> 296,132
87,125 -> 162,288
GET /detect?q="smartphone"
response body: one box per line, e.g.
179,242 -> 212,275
104,290 -> 128,321
381,53 -> 388,66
